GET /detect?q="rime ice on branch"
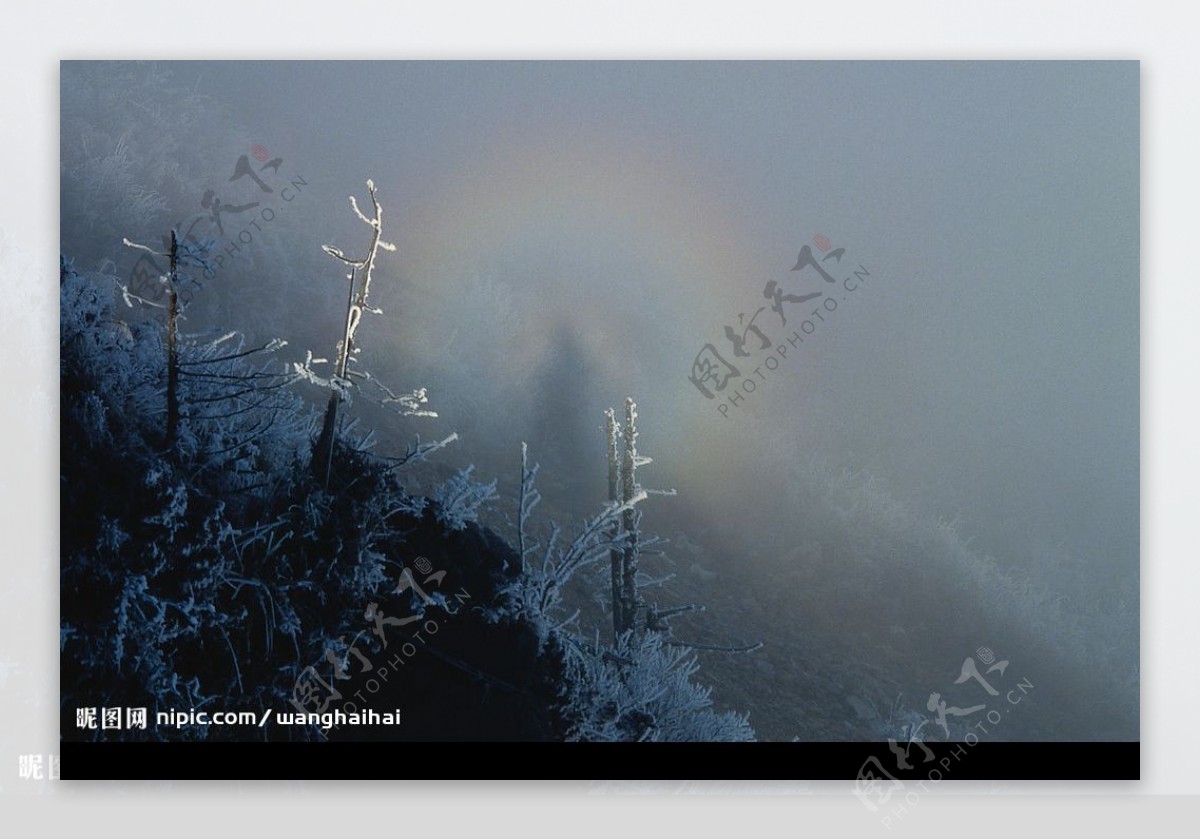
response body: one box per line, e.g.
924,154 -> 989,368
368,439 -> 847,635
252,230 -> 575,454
606,398 -> 662,636
305,180 -> 436,485
506,401 -> 758,739
602,399 -> 760,653
604,408 -> 623,639
119,228 -> 295,462
121,230 -> 219,449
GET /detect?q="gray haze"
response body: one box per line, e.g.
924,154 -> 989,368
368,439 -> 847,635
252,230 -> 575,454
61,61 -> 1139,740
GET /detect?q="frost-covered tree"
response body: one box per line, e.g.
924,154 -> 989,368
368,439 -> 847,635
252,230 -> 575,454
300,180 -> 436,486
118,227 -> 300,456
604,407 -> 624,639
559,630 -> 755,741
602,398 -> 666,635
602,399 -> 760,652
617,398 -> 648,633
120,229 -> 232,448
505,406 -> 759,740
431,466 -> 499,532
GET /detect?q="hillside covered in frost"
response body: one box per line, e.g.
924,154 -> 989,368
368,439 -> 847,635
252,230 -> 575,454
59,256 -> 755,742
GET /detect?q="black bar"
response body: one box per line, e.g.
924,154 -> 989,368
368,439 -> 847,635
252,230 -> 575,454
61,741 -> 1139,781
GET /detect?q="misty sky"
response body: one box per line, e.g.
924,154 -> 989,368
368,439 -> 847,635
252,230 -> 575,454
158,60 -> 1136,568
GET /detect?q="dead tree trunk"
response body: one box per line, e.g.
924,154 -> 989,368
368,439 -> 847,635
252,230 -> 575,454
599,400 -> 757,656
312,179 -> 395,486
313,266 -> 357,485
619,398 -> 640,633
605,407 -> 623,640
